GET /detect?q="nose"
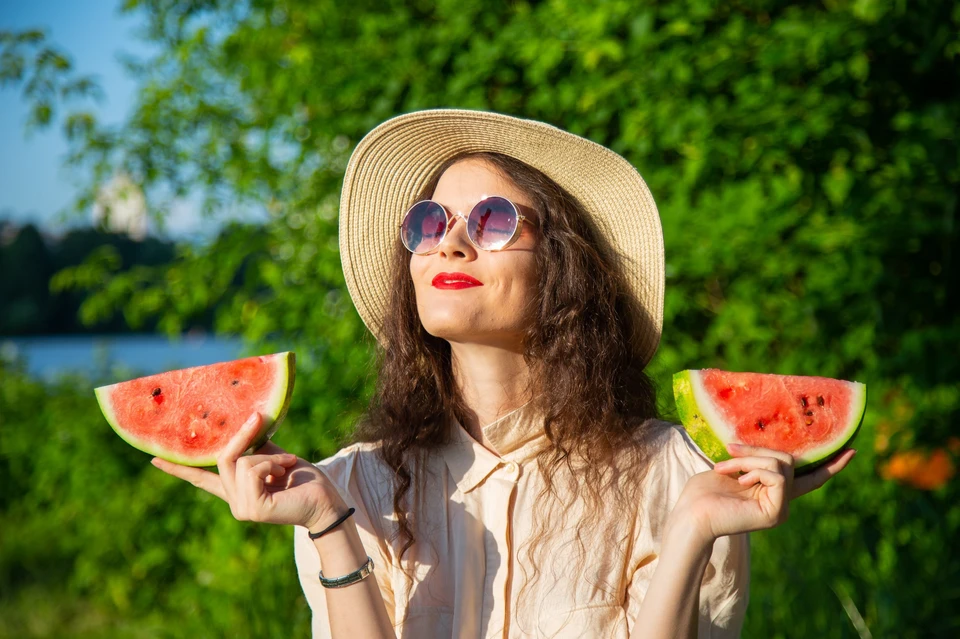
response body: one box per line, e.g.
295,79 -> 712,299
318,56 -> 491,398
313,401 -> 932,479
436,212 -> 477,258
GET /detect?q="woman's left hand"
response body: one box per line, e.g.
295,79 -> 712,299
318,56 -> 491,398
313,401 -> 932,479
672,444 -> 857,543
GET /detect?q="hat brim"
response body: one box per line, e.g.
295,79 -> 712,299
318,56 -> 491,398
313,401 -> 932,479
339,109 -> 664,367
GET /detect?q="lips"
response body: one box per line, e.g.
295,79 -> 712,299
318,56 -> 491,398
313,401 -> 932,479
432,272 -> 483,288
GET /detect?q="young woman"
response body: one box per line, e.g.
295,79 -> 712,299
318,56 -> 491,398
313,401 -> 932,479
152,110 -> 856,638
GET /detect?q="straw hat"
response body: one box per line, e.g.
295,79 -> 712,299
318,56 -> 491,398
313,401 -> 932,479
338,109 -> 664,367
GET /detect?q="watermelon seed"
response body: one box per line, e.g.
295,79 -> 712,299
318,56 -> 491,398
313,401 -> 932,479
756,420 -> 765,431
800,396 -> 808,408
805,418 -> 814,426
817,395 -> 825,406
202,411 -> 209,419
152,388 -> 161,396
805,410 -> 814,417
231,380 -> 239,386
219,419 -> 226,426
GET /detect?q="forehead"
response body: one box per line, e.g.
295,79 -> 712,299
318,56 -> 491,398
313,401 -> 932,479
431,158 -> 533,209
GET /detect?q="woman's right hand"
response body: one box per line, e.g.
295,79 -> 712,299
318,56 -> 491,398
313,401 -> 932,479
151,412 -> 347,531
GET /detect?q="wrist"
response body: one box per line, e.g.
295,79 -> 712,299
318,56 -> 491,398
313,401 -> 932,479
305,497 -> 351,534
664,508 -> 716,555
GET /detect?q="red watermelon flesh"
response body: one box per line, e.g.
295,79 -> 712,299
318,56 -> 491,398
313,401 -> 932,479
673,369 -> 865,474
95,352 -> 295,467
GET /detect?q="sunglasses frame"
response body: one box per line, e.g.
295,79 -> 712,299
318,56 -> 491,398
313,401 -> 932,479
399,195 -> 537,255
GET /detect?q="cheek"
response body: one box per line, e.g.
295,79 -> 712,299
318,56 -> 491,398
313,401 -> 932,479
498,258 -> 539,304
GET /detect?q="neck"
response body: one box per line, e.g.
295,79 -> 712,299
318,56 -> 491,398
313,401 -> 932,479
449,341 -> 535,453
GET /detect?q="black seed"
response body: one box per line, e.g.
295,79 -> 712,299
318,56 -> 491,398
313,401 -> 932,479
219,419 -> 226,426
694,414 -> 699,420
817,395 -> 825,406
805,410 -> 814,416
231,380 -> 239,386
202,412 -> 209,419
756,420 -> 765,431
152,387 -> 162,396
800,396 -> 808,408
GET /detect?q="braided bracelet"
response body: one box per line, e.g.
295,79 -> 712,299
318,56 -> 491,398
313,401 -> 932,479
319,556 -> 375,589
308,507 -> 356,540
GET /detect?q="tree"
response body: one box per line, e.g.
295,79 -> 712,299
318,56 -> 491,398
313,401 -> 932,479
1,1 -> 957,636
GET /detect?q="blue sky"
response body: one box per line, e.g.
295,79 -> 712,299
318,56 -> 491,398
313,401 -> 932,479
0,1 -> 256,240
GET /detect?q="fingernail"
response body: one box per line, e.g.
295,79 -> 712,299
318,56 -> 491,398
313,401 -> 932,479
150,458 -> 159,467
728,443 -> 741,450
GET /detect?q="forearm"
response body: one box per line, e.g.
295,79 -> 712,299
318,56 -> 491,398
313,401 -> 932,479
629,517 -> 715,639
310,504 -> 396,638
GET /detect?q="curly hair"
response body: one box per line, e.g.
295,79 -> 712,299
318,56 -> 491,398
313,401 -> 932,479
349,150 -> 667,628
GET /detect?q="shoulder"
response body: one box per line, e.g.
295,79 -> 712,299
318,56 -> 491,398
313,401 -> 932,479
637,419 -> 715,492
311,440 -> 396,519
313,439 -> 387,474
652,419 -> 714,469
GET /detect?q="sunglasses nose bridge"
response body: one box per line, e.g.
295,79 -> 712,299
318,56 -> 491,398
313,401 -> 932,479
435,208 -> 476,253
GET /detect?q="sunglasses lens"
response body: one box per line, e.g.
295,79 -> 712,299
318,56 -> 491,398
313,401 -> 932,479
468,197 -> 519,250
401,201 -> 448,253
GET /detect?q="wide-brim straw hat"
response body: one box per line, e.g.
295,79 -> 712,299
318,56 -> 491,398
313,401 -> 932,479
339,109 -> 664,367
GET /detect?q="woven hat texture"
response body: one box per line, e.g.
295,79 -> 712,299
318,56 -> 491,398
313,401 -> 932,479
339,109 -> 664,367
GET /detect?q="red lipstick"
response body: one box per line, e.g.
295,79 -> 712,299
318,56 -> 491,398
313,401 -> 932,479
432,272 -> 483,289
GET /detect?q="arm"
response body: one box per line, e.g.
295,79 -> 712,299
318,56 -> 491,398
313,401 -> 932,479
306,498 -> 397,638
629,514 -> 714,639
628,430 -> 856,639
150,413 -> 398,638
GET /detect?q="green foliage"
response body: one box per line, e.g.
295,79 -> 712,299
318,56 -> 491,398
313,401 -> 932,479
0,350 -> 374,638
1,0 -> 958,636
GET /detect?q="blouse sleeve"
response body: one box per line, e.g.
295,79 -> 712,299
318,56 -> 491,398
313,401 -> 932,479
293,442 -> 397,638
623,422 -> 750,638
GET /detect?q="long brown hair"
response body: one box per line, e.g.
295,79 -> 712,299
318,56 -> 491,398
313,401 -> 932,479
349,151 -> 666,626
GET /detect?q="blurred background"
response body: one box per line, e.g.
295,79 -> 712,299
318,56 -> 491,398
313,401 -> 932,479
0,0 -> 957,637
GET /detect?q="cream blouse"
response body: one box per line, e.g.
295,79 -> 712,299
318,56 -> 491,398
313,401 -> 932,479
294,400 -> 750,638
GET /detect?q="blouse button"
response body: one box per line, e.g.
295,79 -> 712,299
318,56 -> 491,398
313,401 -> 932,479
504,461 -> 518,476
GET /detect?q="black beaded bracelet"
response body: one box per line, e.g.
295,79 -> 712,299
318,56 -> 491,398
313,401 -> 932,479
308,507 -> 356,540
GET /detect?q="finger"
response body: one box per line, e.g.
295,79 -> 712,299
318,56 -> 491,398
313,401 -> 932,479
253,440 -> 291,456
234,458 -> 295,518
792,448 -> 857,499
238,452 -> 299,469
245,459 -> 288,480
221,413 -> 265,461
151,457 -> 227,500
713,455 -> 782,476
726,443 -> 795,469
217,413 -> 262,498
736,468 -> 784,487
737,468 -> 788,521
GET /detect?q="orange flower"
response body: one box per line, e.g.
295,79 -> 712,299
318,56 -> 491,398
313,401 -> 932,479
948,437 -> 960,455
881,448 -> 955,490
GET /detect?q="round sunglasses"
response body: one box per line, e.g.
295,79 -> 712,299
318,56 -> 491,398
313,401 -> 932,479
399,196 -> 537,255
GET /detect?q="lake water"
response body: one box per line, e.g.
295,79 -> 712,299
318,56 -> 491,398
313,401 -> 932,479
0,334 -> 247,382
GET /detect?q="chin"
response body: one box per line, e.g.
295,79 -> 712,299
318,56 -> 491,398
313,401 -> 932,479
420,319 -> 474,341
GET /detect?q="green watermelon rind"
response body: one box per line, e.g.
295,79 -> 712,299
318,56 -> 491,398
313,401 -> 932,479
95,351 -> 296,468
673,370 -> 733,465
672,369 -> 866,476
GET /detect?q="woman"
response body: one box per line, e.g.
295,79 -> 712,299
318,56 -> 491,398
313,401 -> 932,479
152,110 -> 856,638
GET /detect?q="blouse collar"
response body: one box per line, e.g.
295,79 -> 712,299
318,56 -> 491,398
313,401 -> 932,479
443,396 -> 546,494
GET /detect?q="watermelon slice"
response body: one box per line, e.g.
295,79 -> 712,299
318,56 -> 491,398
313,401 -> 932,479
673,369 -> 865,475
95,352 -> 295,467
